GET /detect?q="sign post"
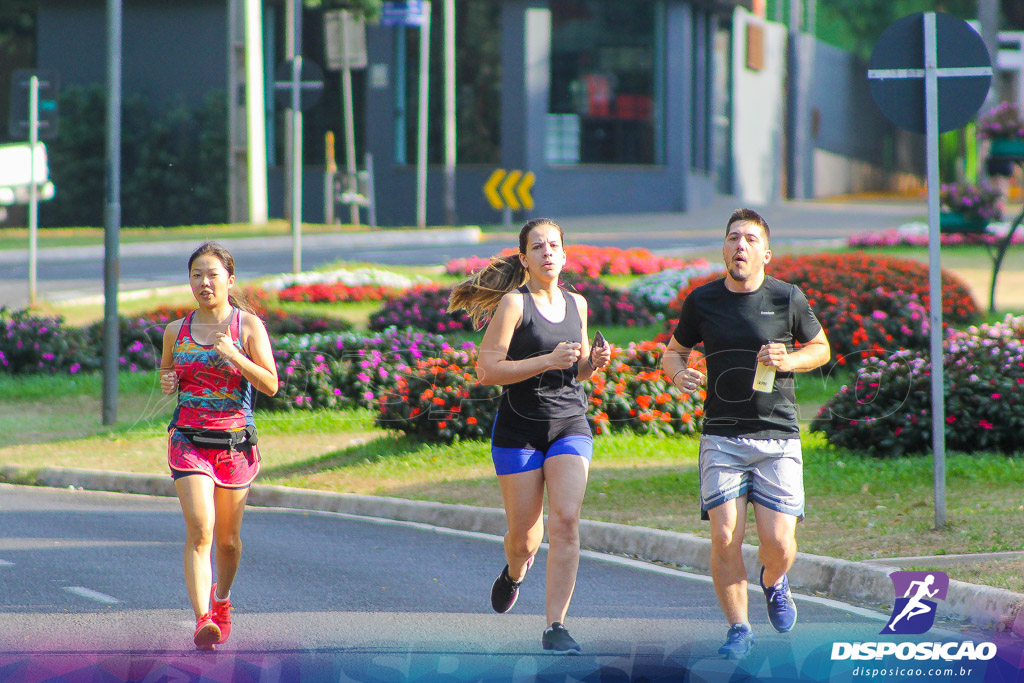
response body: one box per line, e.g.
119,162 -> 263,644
275,58 -> 325,272
382,1 -> 430,228
868,12 -> 991,529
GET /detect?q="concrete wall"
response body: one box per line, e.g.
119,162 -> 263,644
730,8 -> 786,205
806,38 -> 924,197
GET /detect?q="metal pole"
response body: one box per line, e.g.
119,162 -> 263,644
103,0 -> 122,426
443,0 -> 456,225
28,76 -> 38,307
341,11 -> 360,226
283,0 -> 299,220
245,0 -> 268,223
291,55 -> 303,273
923,12 -> 946,529
325,130 -> 336,225
416,1 -> 431,229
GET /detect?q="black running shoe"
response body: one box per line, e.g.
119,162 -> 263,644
542,622 -> 581,654
490,556 -> 533,613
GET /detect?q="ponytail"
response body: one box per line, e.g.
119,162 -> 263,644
447,254 -> 528,329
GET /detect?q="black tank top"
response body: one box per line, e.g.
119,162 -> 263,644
498,285 -> 587,420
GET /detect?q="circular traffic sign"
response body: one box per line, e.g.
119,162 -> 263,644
274,59 -> 325,112
868,12 -> 991,135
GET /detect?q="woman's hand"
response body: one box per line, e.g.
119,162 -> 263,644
589,341 -> 612,370
213,332 -> 242,364
160,369 -> 178,395
549,341 -> 582,370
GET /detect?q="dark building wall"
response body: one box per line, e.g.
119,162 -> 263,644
37,0 -> 227,109
363,0 -> 727,226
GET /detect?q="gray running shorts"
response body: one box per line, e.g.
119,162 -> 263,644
698,434 -> 804,521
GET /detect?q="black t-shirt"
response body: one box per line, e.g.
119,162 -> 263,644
497,285 -> 588,422
672,276 -> 822,439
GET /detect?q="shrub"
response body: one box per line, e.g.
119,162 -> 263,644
585,341 -> 706,437
810,316 -> 1024,456
658,253 -> 980,366
368,286 -> 476,334
375,340 -> 708,443
940,182 -> 1003,223
375,348 -> 500,443
265,327 -> 455,411
0,308 -> 92,374
81,315 -> 165,373
562,274 -> 660,327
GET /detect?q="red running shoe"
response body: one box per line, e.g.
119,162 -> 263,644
210,584 -> 232,644
193,612 -> 221,651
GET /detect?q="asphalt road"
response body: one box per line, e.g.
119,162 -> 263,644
0,199 -> 925,308
0,485 -> 901,682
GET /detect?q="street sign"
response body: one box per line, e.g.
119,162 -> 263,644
483,168 -> 535,211
381,0 -> 426,27
325,9 -> 367,70
868,12 -> 991,134
274,59 -> 325,111
867,12 -> 993,531
9,69 -> 59,140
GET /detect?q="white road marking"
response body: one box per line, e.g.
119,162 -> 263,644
0,559 -> 13,566
64,586 -> 120,603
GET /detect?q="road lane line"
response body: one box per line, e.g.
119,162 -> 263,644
0,560 -> 13,566
64,586 -> 120,603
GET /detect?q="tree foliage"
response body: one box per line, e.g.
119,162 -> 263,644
818,0 -> 978,59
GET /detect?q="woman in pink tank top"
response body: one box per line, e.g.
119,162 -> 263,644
159,242 -> 278,651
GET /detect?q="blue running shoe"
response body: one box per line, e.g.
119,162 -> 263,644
717,623 -> 754,659
760,566 -> 798,633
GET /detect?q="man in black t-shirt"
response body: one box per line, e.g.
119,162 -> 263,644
662,208 -> 830,660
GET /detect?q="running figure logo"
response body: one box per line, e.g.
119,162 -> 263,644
882,571 -> 949,635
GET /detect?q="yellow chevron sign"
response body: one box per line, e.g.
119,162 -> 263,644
483,169 -> 535,212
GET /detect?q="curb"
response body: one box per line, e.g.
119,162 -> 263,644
0,226 -> 484,265
3,464 -> 1020,632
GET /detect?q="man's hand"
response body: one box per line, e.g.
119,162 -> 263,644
673,367 -> 705,394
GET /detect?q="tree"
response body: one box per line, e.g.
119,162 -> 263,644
820,0 -> 977,59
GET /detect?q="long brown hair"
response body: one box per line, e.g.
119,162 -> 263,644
187,241 -> 258,316
447,218 -> 563,329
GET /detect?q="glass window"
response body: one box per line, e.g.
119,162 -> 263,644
547,0 -> 660,165
398,0 -> 502,165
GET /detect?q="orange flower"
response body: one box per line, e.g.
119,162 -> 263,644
637,395 -> 651,409
432,396 -> 446,405
467,416 -> 477,425
438,421 -> 447,429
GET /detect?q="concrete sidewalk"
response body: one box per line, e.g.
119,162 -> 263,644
3,463 -> 1020,634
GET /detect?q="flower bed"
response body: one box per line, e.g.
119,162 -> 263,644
375,340 -> 707,443
368,278 -> 659,333
445,245 -> 697,277
628,262 -> 720,312
261,267 -> 428,293
656,253 -> 979,366
276,282 -> 407,304
810,316 -> 1024,456
848,222 -> 1024,248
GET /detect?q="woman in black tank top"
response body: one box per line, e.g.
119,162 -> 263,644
449,219 -> 612,654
